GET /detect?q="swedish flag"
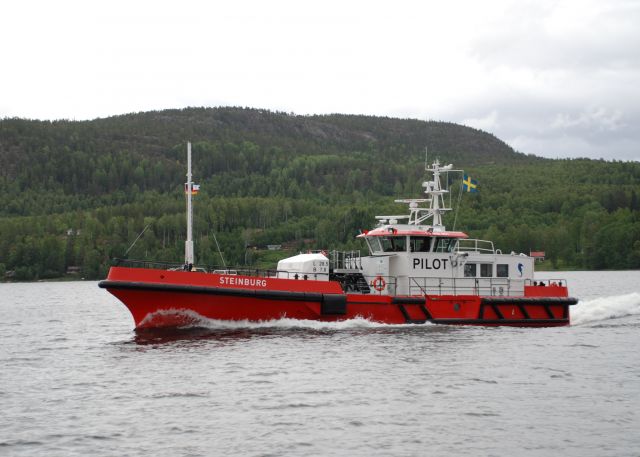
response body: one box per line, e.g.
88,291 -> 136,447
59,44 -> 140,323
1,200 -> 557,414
463,175 -> 478,193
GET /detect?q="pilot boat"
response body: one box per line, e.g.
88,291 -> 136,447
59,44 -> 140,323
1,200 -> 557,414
99,143 -> 578,329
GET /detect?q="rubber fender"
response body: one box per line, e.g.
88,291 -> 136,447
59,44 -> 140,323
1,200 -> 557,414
321,294 -> 347,315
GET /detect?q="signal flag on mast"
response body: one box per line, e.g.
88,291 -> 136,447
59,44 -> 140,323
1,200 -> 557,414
184,183 -> 200,195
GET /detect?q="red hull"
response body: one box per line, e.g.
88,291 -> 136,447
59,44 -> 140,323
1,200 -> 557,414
99,267 -> 577,329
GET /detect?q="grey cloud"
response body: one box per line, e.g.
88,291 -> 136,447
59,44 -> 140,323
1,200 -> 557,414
472,1 -> 640,71
457,93 -> 639,160
457,1 -> 640,161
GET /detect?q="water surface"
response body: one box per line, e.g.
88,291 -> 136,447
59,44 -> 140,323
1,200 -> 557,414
1,271 -> 638,456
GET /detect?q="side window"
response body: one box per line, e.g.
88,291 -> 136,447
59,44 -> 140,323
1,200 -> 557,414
410,237 -> 432,252
434,238 -> 454,253
480,264 -> 492,277
464,263 -> 477,277
366,237 -> 382,254
381,237 -> 406,252
497,264 -> 509,277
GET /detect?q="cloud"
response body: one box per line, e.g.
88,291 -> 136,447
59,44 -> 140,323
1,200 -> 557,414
462,111 -> 500,132
509,134 -> 640,161
551,107 -> 624,133
0,0 -> 638,161
452,0 -> 640,160
471,0 -> 640,71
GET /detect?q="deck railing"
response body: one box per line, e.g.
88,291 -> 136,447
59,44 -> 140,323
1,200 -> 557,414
330,250 -> 362,270
112,259 -> 564,296
408,276 -> 523,296
454,239 -> 495,254
110,258 -> 323,280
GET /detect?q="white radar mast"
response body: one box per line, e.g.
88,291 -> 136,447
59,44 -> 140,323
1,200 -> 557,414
378,147 -> 462,231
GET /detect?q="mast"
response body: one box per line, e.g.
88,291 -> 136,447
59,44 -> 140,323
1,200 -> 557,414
425,159 -> 448,229
383,158 -> 461,230
185,142 -> 194,266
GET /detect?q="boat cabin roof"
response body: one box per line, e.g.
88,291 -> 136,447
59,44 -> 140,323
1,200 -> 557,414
357,226 -> 468,239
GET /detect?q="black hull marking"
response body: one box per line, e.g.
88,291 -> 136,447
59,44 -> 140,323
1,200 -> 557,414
433,318 -> 570,326
391,297 -> 426,305
481,297 -> 578,306
99,280 -> 325,303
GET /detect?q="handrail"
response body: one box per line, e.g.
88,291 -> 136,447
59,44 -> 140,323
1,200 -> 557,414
330,250 -> 362,270
111,259 -> 566,295
111,258 -> 319,280
455,238 -> 495,254
408,276 -> 519,296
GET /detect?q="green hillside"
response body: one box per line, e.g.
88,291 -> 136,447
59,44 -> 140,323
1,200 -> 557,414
0,107 -> 639,280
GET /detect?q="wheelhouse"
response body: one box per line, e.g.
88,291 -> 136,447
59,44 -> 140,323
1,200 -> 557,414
359,229 -> 469,255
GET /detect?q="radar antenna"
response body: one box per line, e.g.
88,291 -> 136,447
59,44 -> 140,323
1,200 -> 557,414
377,150 -> 464,231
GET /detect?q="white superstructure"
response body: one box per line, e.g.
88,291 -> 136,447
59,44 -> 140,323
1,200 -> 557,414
348,159 -> 534,296
277,158 -> 535,297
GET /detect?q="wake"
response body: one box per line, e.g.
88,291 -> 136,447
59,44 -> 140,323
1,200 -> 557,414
138,308 -> 409,332
571,292 -> 640,325
188,316 -> 410,331
139,293 -> 640,331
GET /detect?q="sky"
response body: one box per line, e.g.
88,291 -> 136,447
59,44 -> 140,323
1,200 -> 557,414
1,0 -> 639,161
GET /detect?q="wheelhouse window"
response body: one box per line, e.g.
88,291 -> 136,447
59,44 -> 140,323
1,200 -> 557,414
497,264 -> 509,277
434,237 -> 456,253
464,263 -> 477,277
381,236 -> 407,252
480,264 -> 492,277
410,237 -> 432,252
366,237 -> 383,254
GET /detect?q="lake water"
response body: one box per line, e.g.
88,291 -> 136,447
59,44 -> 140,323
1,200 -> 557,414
1,271 -> 639,456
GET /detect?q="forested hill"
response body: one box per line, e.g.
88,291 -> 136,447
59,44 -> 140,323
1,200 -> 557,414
1,107 -> 521,204
0,107 -> 639,280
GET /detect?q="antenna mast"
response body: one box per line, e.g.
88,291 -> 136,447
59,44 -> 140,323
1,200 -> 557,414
185,142 -> 194,266
424,146 -> 428,171
384,150 -> 462,230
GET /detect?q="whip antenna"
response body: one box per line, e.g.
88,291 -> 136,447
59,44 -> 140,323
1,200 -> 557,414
124,224 -> 151,257
212,231 -> 227,268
